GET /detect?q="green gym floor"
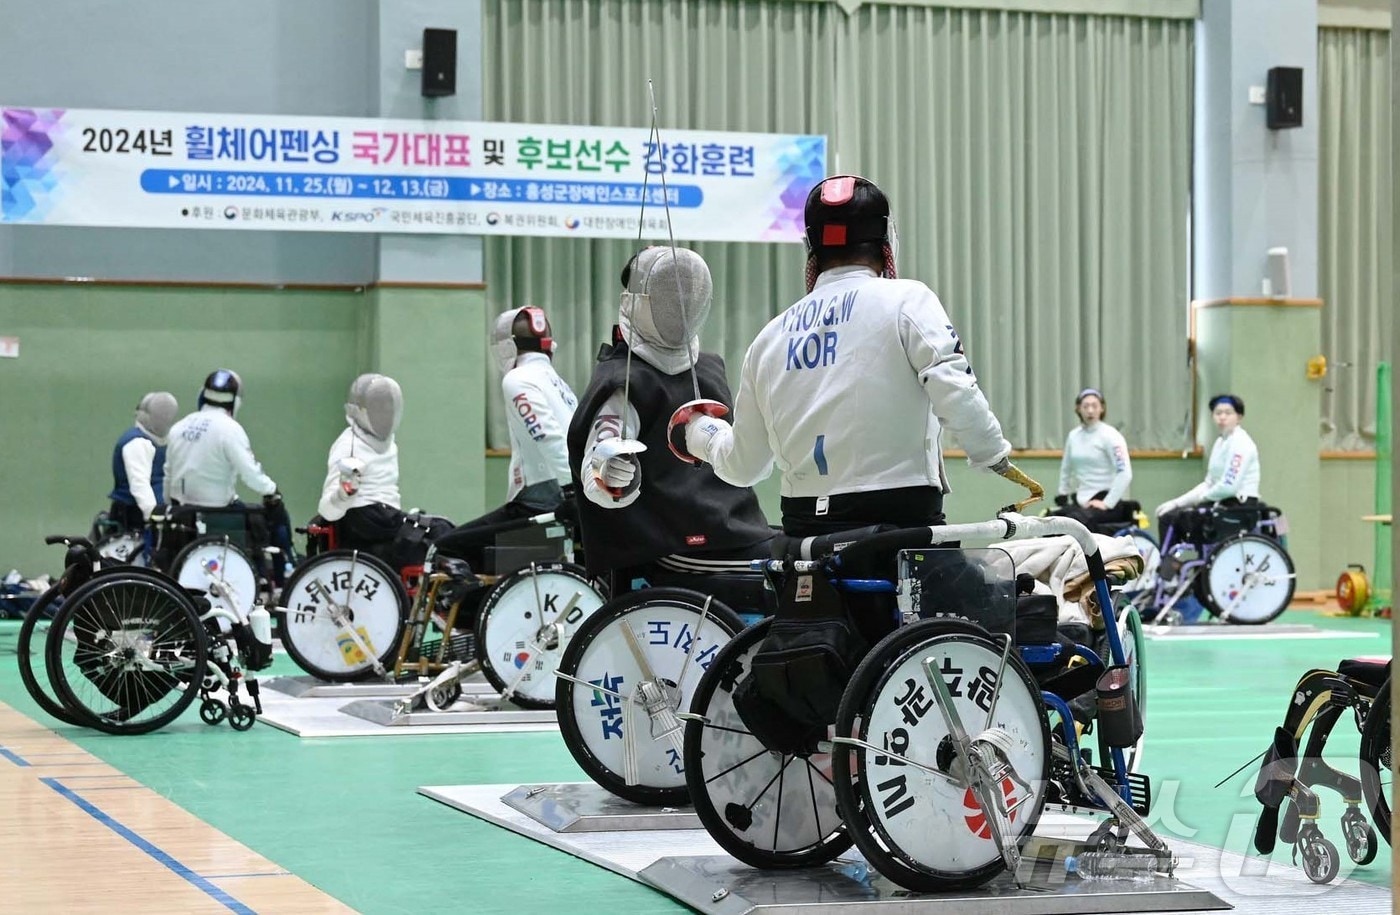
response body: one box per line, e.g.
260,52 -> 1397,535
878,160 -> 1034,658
0,609 -> 1392,914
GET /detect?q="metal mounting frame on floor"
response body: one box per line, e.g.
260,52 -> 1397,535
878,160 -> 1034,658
419,784 -> 1248,915
338,696 -> 554,727
259,673 -> 499,699
501,782 -> 699,832
638,852 -> 1224,915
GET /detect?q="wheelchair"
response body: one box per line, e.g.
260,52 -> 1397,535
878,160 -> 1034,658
1122,501 -> 1294,625
678,510 -> 1169,893
277,511 -> 607,712
148,503 -> 288,628
19,534 -> 275,735
552,568 -> 772,805
1251,658 -> 1392,883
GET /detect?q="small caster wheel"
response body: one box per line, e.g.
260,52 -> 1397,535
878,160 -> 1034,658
426,681 -> 463,712
199,698 -> 228,726
1342,808 -> 1378,866
228,704 -> 257,731
1298,831 -> 1340,885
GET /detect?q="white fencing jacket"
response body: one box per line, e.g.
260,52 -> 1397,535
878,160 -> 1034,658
1057,421 -> 1133,507
502,353 -> 578,501
704,266 -> 1011,497
317,426 -> 402,521
1179,426 -> 1261,505
165,405 -> 277,507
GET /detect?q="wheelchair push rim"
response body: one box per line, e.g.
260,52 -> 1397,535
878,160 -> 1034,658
45,573 -> 209,735
833,618 -> 1051,892
173,535 -> 260,623
279,550 -> 408,682
556,588 -> 745,807
1200,534 -> 1295,624
474,562 -> 607,710
684,617 -> 853,869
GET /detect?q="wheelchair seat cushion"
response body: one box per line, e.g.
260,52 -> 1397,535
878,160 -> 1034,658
1339,657 -> 1392,690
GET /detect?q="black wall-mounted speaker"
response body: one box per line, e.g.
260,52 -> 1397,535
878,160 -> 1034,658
1266,67 -> 1303,130
422,28 -> 457,98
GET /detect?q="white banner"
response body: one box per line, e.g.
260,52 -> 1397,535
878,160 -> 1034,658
0,106 -> 826,242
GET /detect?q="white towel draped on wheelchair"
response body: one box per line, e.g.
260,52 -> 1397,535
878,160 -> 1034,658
997,533 -> 1146,626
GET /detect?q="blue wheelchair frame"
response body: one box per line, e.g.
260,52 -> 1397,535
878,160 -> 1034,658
829,552 -> 1136,808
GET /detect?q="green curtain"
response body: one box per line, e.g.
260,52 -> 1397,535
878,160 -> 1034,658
1318,26 -> 1392,451
482,0 -> 1193,452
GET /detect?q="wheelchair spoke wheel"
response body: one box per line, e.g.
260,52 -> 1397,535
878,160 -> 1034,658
556,588 -> 744,806
173,536 -> 259,623
46,574 -> 207,735
1360,676 -> 1392,846
475,562 -> 606,709
684,618 -> 852,869
279,551 -> 407,682
833,618 -> 1050,892
1200,534 -> 1295,624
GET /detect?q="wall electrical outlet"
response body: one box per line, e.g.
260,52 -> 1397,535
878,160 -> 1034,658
405,49 -> 424,70
1248,85 -> 1266,105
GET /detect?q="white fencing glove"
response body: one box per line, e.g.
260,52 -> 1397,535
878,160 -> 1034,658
590,438 -> 646,499
685,414 -> 731,465
1155,497 -> 1182,519
336,456 -> 366,496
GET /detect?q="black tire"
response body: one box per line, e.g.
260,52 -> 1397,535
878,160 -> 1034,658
17,586 -> 84,726
1300,833 -> 1341,884
474,562 -> 607,710
1199,534 -> 1295,624
1360,676 -> 1392,846
1341,809 -> 1378,866
228,704 -> 257,731
46,573 -> 208,735
557,588 -> 745,806
278,550 -> 408,682
833,618 -> 1051,892
199,697 -> 228,725
684,617 -> 853,869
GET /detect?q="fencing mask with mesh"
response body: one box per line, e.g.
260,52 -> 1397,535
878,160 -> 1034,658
135,392 -> 179,445
345,373 -> 403,450
618,246 -> 713,375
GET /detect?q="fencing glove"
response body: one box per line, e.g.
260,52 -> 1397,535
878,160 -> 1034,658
336,457 -> 366,496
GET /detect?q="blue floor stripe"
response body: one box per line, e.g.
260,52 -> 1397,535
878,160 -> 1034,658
40,778 -> 255,915
0,746 -> 30,767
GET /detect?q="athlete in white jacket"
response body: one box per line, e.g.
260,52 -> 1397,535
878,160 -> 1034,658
680,175 -> 1028,536
1053,388 -> 1134,530
162,369 -> 295,578
1156,393 -> 1261,542
165,370 -> 278,507
434,307 -> 578,571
